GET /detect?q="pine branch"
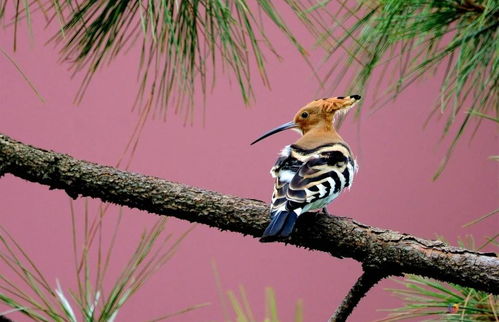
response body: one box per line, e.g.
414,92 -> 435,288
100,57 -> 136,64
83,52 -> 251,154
1,132 -> 498,305
329,269 -> 385,322
316,0 -> 498,178
0,1 -> 326,118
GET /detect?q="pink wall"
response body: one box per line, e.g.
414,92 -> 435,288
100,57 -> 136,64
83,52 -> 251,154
1,7 -> 497,322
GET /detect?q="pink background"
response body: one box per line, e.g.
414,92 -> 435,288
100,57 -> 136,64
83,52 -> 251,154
1,6 -> 497,322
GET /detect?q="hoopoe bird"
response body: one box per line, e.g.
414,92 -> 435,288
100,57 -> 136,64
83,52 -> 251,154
251,95 -> 360,240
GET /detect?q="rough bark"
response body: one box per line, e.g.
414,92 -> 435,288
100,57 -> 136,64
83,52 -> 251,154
1,133 -> 498,297
329,270 -> 385,322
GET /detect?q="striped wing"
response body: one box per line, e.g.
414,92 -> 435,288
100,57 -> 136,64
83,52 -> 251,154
269,146 -> 302,213
285,150 -> 355,215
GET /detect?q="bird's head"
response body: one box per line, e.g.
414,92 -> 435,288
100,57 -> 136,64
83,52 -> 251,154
251,95 -> 360,145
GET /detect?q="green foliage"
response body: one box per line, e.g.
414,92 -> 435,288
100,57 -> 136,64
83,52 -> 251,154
212,261 -> 303,322
0,201 -> 204,321
0,0 -> 321,121
3,1 -> 496,172
315,0 -> 498,178
225,286 -> 304,322
381,275 -> 499,321
382,236 -> 498,321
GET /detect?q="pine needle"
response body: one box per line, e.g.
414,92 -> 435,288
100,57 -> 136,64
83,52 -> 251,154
318,0 -> 498,177
38,0 -> 323,119
0,47 -> 45,102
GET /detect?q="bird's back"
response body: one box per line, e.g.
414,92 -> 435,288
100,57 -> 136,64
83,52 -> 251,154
271,142 -> 356,216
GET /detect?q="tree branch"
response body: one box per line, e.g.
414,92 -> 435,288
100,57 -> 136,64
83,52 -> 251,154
1,133 -> 498,298
329,269 -> 385,322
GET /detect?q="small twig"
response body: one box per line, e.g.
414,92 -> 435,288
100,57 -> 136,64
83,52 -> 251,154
329,270 -> 385,322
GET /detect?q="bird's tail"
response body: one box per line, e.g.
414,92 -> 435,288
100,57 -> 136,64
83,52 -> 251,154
260,210 -> 298,242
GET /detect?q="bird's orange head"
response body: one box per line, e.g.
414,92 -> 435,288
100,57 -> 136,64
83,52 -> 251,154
251,95 -> 360,145
292,95 -> 360,134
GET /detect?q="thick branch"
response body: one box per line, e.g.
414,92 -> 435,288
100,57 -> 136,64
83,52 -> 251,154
329,270 -> 385,322
1,133 -> 498,294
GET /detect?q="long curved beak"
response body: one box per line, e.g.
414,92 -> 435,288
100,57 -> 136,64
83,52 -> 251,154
250,121 -> 297,145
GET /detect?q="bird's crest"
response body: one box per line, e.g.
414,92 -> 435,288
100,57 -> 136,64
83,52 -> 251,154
314,96 -> 360,114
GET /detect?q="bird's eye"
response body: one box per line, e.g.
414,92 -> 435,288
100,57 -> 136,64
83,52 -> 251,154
301,112 -> 309,118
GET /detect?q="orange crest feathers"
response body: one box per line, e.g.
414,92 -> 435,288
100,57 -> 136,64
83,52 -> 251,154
319,95 -> 360,113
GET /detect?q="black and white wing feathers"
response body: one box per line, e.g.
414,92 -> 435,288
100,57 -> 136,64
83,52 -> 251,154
262,143 -> 356,239
285,150 -> 352,215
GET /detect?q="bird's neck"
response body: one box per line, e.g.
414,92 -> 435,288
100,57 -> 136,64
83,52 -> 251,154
294,124 -> 344,149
